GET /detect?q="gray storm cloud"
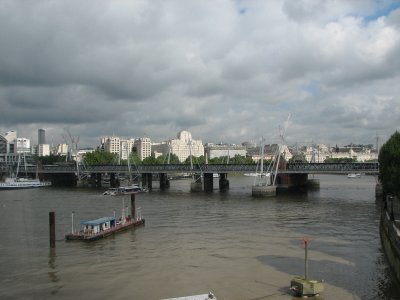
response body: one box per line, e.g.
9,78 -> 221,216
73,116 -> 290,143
0,0 -> 399,147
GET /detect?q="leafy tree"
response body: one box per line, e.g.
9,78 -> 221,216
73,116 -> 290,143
154,153 -> 181,164
142,155 -> 158,165
37,154 -> 67,165
379,131 -> 400,197
84,151 -> 118,165
184,155 -> 205,165
129,152 -> 142,165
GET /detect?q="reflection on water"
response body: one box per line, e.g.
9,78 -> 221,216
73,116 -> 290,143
0,175 -> 399,300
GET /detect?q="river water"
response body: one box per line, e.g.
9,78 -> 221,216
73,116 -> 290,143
0,174 -> 399,300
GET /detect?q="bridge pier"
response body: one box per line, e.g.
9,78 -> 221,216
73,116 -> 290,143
219,173 -> 229,192
96,173 -> 102,188
142,173 -> 152,189
252,185 -> 276,197
204,173 -> 213,192
276,173 -> 309,192
159,173 -> 170,190
190,175 -> 203,192
49,173 -> 78,186
110,173 -> 117,187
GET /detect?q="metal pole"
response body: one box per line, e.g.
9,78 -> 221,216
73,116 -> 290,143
49,212 -> 55,248
304,239 -> 309,280
71,211 -> 74,234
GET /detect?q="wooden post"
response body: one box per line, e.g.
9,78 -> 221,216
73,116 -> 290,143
49,212 -> 55,248
131,193 -> 136,221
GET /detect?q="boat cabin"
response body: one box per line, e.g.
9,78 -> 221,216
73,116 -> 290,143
81,217 -> 116,234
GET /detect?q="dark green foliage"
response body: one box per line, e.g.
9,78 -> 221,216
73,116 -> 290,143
84,151 -> 118,165
379,131 -> 400,197
184,155 -> 205,164
155,153 -> 180,164
288,153 -> 308,163
37,154 -> 67,165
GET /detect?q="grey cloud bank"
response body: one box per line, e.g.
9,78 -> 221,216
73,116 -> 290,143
0,0 -> 399,147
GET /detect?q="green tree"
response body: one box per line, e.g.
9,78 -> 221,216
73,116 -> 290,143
84,151 -> 118,165
142,156 -> 158,165
379,131 -> 400,197
129,152 -> 142,165
154,153 -> 181,164
37,154 -> 67,165
184,155 -> 205,164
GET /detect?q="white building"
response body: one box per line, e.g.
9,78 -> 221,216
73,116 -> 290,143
205,143 -> 246,160
55,143 -> 69,156
135,138 -> 151,161
101,136 -> 135,160
16,138 -> 31,153
151,131 -> 204,162
38,144 -> 50,157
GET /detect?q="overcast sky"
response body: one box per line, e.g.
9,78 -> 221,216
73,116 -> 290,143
1,0 -> 399,148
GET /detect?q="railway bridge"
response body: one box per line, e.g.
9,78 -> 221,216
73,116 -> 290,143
0,162 -> 379,194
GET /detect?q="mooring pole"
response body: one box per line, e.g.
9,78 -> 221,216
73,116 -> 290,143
304,238 -> 309,280
131,193 -> 136,221
49,212 -> 55,248
71,211 -> 75,234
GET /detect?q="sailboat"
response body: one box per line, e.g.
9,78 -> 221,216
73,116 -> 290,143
0,154 -> 51,190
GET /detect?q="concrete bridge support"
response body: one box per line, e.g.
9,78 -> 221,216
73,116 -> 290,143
50,173 -> 78,187
252,185 -> 276,197
190,174 -> 203,192
276,173 -> 309,192
219,173 -> 229,192
142,173 -> 153,189
159,173 -> 170,190
110,173 -> 117,187
96,173 -> 102,188
203,173 -> 214,192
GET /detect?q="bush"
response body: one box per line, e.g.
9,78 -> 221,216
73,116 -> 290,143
379,131 -> 400,197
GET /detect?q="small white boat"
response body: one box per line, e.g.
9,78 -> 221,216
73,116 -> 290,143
103,184 -> 148,196
162,292 -> 216,300
347,173 -> 361,178
244,172 -> 271,177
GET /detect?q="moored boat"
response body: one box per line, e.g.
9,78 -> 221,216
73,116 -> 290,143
65,215 -> 145,241
0,177 -> 51,190
66,195 -> 144,241
103,184 -> 148,196
347,173 -> 361,178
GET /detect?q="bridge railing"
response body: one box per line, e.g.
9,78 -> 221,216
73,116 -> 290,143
1,162 -> 379,175
286,162 -> 379,173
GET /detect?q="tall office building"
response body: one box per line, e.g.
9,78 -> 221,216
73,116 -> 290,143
38,129 -> 46,144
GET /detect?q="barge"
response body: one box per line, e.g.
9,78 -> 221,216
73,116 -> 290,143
65,216 -> 144,241
66,194 -> 144,241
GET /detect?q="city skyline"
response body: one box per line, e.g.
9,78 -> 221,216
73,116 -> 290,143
1,1 -> 399,147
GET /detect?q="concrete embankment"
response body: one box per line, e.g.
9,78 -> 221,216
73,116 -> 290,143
380,206 -> 400,284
